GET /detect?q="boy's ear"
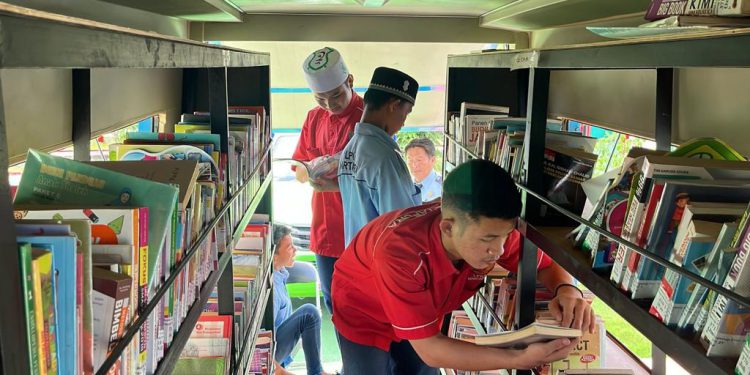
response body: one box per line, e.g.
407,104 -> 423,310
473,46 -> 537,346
439,218 -> 455,237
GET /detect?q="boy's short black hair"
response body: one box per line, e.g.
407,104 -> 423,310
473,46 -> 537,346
272,224 -> 293,253
442,159 -> 522,221
363,89 -> 404,111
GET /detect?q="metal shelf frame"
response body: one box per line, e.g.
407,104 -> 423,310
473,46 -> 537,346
444,30 -> 750,375
0,4 -> 274,374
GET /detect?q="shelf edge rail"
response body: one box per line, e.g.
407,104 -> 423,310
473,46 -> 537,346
516,183 -> 750,311
96,145 -> 272,375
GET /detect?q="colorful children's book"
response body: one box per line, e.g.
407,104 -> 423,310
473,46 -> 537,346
31,248 -> 57,375
17,232 -> 77,375
14,149 -> 177,291
18,243 -> 41,375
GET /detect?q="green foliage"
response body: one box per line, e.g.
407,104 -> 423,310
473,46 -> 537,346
592,131 -> 648,177
396,131 -> 444,173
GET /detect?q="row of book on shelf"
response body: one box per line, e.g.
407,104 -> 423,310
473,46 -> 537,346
446,264 -> 632,375
174,217 -> 272,375
10,105 -> 271,375
448,102 -> 750,373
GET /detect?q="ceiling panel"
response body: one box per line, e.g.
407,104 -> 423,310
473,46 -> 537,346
231,0 -> 515,17
482,0 -> 651,31
100,0 -> 238,22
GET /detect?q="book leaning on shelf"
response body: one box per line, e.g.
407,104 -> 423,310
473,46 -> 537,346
609,153 -> 750,294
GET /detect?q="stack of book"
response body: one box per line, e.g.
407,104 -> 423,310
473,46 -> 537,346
247,330 -> 274,375
175,315 -> 232,375
10,105 -> 272,375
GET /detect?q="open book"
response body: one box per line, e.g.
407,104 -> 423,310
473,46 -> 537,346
274,154 -> 340,181
474,321 -> 582,348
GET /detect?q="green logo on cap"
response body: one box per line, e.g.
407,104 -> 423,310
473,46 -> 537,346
308,47 -> 333,71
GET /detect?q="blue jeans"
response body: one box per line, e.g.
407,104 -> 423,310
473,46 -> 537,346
275,304 -> 325,375
315,254 -> 337,314
337,333 -> 438,375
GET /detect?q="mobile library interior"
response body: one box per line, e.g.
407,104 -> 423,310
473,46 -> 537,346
3,1 -> 750,375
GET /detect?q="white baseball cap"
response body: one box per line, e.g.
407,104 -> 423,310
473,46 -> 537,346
302,47 -> 350,93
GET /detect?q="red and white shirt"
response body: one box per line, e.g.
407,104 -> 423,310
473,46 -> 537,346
292,93 -> 363,258
331,202 -> 553,351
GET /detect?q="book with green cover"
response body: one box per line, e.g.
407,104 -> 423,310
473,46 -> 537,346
14,149 -> 178,288
18,242 -> 41,375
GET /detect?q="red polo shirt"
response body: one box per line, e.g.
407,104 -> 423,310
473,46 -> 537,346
292,93 -> 363,258
331,202 -> 553,351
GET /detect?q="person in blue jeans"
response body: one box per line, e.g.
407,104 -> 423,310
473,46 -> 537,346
273,224 -> 334,375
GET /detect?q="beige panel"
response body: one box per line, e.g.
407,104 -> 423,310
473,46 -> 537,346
194,15 -> 527,45
676,68 -> 750,155
3,69 -> 72,164
91,69 -> 182,135
5,0 -> 189,38
226,41 -> 487,129
548,70 -> 657,138
530,14 -> 644,49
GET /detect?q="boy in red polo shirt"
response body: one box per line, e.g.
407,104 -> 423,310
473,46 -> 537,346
293,47 -> 364,314
331,159 -> 596,374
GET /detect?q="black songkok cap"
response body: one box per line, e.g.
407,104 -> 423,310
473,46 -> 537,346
366,67 -> 419,104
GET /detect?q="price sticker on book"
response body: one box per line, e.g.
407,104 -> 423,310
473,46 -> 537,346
510,51 -> 539,70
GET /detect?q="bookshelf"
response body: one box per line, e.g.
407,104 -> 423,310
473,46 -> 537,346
444,31 -> 750,375
0,4 -> 274,375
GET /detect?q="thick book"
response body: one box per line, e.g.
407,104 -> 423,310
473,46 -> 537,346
474,322 -> 582,348
643,15 -> 750,27
546,318 -> 605,374
541,145 -> 597,226
91,267 -> 132,371
15,150 -> 176,293
31,248 -> 58,375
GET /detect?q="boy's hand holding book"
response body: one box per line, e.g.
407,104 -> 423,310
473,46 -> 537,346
549,284 -> 597,334
513,338 -> 580,370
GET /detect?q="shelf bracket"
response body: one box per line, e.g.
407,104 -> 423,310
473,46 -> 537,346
72,69 -> 91,161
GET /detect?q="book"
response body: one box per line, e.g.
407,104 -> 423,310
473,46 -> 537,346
17,232 -> 78,375
646,0 -> 750,20
546,318 -> 605,374
31,248 -> 58,375
649,218 -> 725,325
609,155 -> 750,289
91,267 -> 132,372
736,334 -> 750,375
541,145 -> 598,226
19,243 -> 41,375
642,15 -> 750,28
474,322 -> 582,348
15,149 -> 178,291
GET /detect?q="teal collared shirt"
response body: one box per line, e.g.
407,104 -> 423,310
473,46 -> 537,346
416,170 -> 443,203
338,122 -> 421,246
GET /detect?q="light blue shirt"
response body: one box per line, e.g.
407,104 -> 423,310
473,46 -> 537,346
338,122 -> 421,245
273,268 -> 292,329
416,170 -> 443,203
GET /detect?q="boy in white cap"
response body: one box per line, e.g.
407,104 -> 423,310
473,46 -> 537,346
292,47 -> 364,315
337,66 -> 422,247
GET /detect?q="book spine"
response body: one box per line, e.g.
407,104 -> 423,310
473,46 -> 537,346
20,244 -> 41,375
138,209 -> 149,372
624,183 -> 665,294
611,170 -> 650,286
31,253 -> 49,375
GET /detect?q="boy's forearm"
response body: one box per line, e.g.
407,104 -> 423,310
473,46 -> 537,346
409,334 -> 518,370
537,261 -> 574,292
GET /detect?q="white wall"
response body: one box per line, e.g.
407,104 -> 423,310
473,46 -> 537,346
222,41 -> 489,130
4,69 -> 182,164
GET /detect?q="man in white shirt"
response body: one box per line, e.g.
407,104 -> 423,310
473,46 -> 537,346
405,137 -> 442,202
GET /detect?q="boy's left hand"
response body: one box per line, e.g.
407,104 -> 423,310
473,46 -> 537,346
548,290 -> 596,333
